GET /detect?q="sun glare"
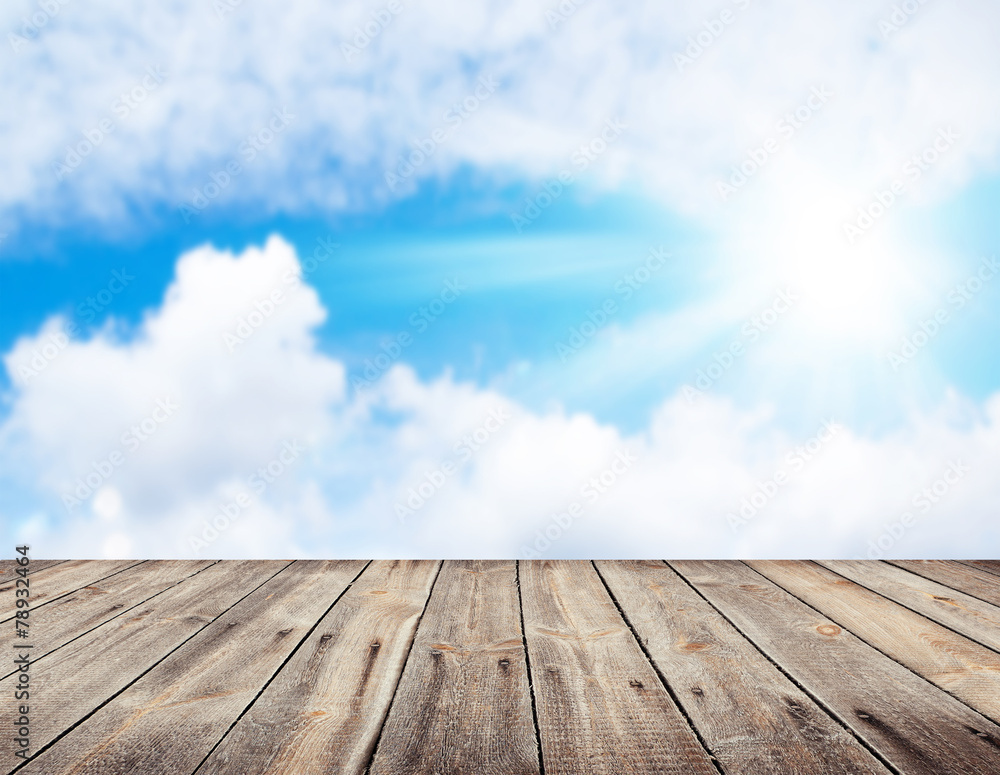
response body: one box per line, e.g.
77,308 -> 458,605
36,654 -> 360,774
743,183 -> 925,344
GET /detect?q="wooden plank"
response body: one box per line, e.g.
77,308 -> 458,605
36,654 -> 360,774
17,560 -> 367,775
368,560 -> 540,775
0,560 -> 289,772
749,560 -> 1000,723
889,560 -> 1000,607
962,560 -> 1000,578
671,560 -> 1000,774
520,560 -> 718,775
0,560 -> 215,677
0,560 -> 141,620
196,560 -> 439,775
595,560 -> 890,775
818,560 -> 1000,652
0,559 -> 67,621
0,559 -> 65,579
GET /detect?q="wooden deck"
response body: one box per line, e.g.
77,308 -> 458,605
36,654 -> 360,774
4,560 -> 1000,774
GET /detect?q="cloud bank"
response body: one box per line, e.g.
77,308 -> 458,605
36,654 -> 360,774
3,237 -> 997,558
2,0 -> 999,229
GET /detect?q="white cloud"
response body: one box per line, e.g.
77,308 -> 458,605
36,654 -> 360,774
1,236 -> 345,552
2,0 -> 999,228
2,237 -> 999,558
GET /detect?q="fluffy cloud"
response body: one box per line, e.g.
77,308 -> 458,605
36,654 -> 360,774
2,237 -> 998,558
2,0 -> 999,228
1,236 -> 345,554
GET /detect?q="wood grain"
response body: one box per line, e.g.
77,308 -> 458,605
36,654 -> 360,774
818,560 -> 1000,652
368,560 -> 540,775
0,560 -> 289,772
196,560 -> 438,775
0,560 -> 215,679
0,559 -> 65,580
671,560 -> 1000,775
749,560 -> 1000,723
6,560 -> 1000,773
596,560 -> 890,775
889,560 -> 1000,607
0,560 -> 140,620
520,560 -> 718,775
16,560 -> 366,775
962,560 -> 1000,578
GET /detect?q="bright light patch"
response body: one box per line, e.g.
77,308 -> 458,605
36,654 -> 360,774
736,175 -> 928,344
102,533 -> 132,558
782,232 -> 906,340
93,487 -> 123,523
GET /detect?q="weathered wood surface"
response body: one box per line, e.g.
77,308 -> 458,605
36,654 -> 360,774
0,559 -> 64,581
819,560 -> 1000,652
0,560 -> 140,620
962,560 -> 1000,577
595,560 -> 890,775
197,560 -> 438,775
369,560 -> 540,775
4,559 -> 1000,775
520,560 -> 718,775
671,560 -> 1000,775
749,560 -> 1000,723
17,561 -> 366,775
0,560 -> 290,772
0,560 -> 215,676
888,560 -> 1000,607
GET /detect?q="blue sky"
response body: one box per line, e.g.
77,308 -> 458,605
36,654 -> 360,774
2,0 -> 999,559
1,186 -> 704,422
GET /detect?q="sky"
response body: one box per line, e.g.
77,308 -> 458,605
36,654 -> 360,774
1,0 -> 999,559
